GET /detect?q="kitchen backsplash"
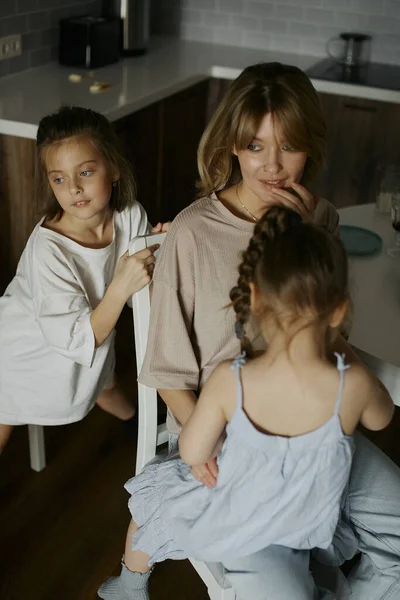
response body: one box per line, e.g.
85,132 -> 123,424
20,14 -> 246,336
0,0 -> 102,78
1,0 -> 399,79
151,0 -> 400,66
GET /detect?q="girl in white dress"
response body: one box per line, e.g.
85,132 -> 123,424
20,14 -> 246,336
0,106 -> 166,453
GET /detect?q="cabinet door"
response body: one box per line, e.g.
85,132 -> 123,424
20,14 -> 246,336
114,102 -> 161,226
0,135 -> 37,293
206,78 -> 232,123
160,80 -> 210,221
377,100 -> 400,171
313,93 -> 382,208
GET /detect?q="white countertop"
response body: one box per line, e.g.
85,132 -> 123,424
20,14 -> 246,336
1,36 -> 400,140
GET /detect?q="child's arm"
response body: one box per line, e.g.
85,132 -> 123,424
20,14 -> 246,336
331,334 -> 394,430
330,333 -> 394,413
90,244 -> 158,347
34,240 -> 158,363
179,362 -> 229,467
356,366 -> 395,431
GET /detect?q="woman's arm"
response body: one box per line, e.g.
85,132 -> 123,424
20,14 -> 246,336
157,389 -> 197,427
179,363 -> 229,467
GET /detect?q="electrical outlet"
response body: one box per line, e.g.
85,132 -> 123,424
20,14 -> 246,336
0,34 -> 22,61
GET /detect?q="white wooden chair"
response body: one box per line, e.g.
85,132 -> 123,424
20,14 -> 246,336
129,232 -> 236,600
28,424 -> 46,471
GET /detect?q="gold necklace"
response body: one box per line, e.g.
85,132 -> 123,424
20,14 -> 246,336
236,186 -> 258,222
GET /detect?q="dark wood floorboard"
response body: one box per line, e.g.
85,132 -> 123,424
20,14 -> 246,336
1,307 -> 399,599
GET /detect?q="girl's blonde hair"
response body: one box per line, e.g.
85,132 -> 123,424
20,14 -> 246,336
36,105 -> 137,221
197,62 -> 327,197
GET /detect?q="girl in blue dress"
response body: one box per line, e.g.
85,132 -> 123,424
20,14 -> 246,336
98,205 -> 393,600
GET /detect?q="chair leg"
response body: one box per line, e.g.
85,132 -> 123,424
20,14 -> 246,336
28,425 -> 46,472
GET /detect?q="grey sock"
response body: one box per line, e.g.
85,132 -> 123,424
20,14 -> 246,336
98,563 -> 151,600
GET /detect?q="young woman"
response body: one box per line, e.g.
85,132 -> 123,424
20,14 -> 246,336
138,63 -> 400,599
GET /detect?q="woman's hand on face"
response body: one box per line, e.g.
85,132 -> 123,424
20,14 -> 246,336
190,458 -> 219,488
151,221 -> 171,233
270,182 -> 317,221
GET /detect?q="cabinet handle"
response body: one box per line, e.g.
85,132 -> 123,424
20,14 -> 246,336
343,103 -> 377,113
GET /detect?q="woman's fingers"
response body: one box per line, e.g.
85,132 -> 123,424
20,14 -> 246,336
271,192 -> 309,218
291,182 -> 316,212
270,187 -> 314,220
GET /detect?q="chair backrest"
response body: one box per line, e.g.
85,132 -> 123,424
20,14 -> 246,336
129,232 -> 168,474
129,232 -> 236,600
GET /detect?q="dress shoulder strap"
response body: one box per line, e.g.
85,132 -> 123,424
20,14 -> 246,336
333,352 -> 350,416
231,352 -> 246,409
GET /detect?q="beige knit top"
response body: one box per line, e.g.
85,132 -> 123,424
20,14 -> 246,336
139,193 -> 339,433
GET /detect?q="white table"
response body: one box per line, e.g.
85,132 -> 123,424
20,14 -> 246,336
338,204 -> 400,406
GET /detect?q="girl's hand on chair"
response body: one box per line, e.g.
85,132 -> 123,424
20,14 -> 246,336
111,244 -> 159,300
270,182 -> 317,222
191,458 -> 219,488
151,222 -> 171,233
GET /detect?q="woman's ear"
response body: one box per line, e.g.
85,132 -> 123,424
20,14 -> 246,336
249,281 -> 263,316
329,298 -> 349,329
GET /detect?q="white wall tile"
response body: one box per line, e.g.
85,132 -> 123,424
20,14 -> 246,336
262,18 -> 288,33
243,30 -> 271,50
203,11 -> 230,27
334,12 -> 369,29
305,8 -> 335,24
217,0 -> 244,13
232,15 -> 261,30
289,22 -> 319,37
245,1 -> 275,17
152,0 -> 400,66
214,26 -> 244,45
384,0 -> 400,17
181,8 -> 203,25
350,0 -> 384,15
275,5 -> 303,19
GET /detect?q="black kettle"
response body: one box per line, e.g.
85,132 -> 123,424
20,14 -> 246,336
326,32 -> 372,67
105,0 -> 150,56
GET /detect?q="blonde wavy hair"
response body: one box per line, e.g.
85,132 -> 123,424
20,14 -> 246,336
197,62 -> 327,198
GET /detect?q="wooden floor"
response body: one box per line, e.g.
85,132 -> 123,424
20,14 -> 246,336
1,307 -> 400,600
0,308 -> 208,600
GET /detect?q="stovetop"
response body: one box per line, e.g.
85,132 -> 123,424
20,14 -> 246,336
306,58 -> 400,91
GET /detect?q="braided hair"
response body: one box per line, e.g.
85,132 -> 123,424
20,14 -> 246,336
229,206 -> 349,355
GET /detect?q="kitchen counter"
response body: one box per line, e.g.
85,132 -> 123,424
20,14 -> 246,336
1,36 -> 400,140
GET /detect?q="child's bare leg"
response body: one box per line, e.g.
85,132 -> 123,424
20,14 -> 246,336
97,520 -> 152,600
96,381 -> 135,420
0,424 -> 14,453
124,519 -> 152,573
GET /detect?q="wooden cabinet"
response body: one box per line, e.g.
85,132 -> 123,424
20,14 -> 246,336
115,79 -> 210,224
114,102 -> 161,225
159,80 -> 210,221
313,93 -> 400,208
0,135 -> 37,294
